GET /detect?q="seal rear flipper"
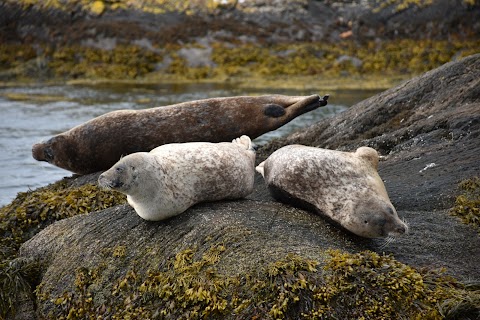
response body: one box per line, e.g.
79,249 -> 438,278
232,135 -> 254,151
255,161 -> 265,177
355,147 -> 379,169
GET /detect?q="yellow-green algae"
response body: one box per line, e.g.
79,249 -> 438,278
374,0 -> 478,13
208,40 -> 480,78
35,244 -> 479,319
0,180 -> 126,261
450,177 -> 480,231
47,45 -> 161,79
0,257 -> 39,320
9,0 -> 478,15
0,180 -> 126,318
1,39 -> 479,85
8,0 -> 240,15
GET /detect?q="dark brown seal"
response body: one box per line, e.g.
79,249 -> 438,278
32,94 -> 328,174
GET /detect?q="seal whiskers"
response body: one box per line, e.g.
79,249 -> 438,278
379,236 -> 396,250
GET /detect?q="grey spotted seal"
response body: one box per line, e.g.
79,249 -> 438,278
32,94 -> 328,174
256,145 -> 408,238
98,135 -> 255,221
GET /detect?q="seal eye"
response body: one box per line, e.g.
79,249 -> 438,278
364,220 -> 368,224
115,166 -> 124,173
387,207 -> 395,215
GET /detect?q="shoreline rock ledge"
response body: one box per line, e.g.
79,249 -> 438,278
12,54 -> 480,319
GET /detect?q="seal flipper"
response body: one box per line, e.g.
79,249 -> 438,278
355,147 -> 379,169
232,135 -> 255,151
255,161 -> 265,177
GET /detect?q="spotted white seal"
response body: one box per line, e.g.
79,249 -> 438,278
98,136 -> 255,221
256,145 -> 408,238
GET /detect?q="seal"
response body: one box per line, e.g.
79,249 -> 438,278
98,135 -> 256,221
32,94 -> 328,174
256,145 -> 408,238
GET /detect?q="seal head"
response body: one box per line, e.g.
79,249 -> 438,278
98,155 -> 142,193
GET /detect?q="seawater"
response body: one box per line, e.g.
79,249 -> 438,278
0,82 -> 379,206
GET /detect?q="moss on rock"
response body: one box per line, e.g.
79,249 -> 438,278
46,45 -> 162,79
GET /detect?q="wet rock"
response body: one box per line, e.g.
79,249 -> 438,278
335,54 -> 363,68
12,53 -> 480,319
177,46 -> 216,68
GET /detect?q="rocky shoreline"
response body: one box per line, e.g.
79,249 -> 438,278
1,54 -> 479,319
0,1 -> 479,318
1,0 -> 479,84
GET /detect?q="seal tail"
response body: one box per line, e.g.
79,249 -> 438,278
255,161 -> 265,178
232,135 -> 255,152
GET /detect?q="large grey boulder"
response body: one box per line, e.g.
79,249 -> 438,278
12,54 -> 480,319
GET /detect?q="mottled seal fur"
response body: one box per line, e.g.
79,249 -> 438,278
32,94 -> 328,174
98,136 -> 255,221
256,145 -> 408,238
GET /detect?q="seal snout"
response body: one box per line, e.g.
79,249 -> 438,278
98,172 -> 124,190
396,224 -> 407,234
98,174 -> 110,189
32,143 -> 45,161
32,142 -> 54,162
388,221 -> 409,237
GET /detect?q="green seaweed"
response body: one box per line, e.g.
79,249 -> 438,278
0,180 -> 125,318
373,0 -> 478,13
8,0 -> 239,15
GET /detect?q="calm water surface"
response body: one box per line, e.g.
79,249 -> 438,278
0,82 -> 380,206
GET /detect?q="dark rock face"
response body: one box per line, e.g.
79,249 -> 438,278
1,0 -> 479,46
15,54 -> 480,318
